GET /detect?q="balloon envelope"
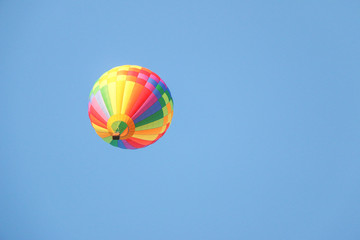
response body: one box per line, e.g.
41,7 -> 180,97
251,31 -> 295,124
88,65 -> 174,149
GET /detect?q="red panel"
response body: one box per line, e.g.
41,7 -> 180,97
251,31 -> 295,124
131,93 -> 157,120
136,77 -> 147,86
125,84 -> 144,115
126,138 -> 150,148
150,72 -> 160,80
89,113 -> 107,129
140,68 -> 151,75
140,69 -> 150,76
127,71 -> 139,77
128,88 -> 152,118
89,105 -> 107,125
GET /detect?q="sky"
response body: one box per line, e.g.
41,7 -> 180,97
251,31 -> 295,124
1,0 -> 360,239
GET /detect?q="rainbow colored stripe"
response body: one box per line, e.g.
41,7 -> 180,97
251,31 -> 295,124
88,65 -> 174,149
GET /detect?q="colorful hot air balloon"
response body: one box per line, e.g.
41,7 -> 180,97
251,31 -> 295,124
88,65 -> 174,149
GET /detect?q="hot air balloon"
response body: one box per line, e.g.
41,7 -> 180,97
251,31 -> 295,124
88,65 -> 174,149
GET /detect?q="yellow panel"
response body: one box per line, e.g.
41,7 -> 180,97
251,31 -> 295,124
121,81 -> 135,114
116,79 -> 125,114
107,66 -> 121,73
92,123 -> 108,133
132,134 -> 159,141
130,65 -> 142,69
118,65 -> 130,71
161,125 -> 167,133
98,72 -> 109,85
107,74 -> 116,84
117,75 -> 127,81
100,78 -> 108,88
107,70 -> 117,80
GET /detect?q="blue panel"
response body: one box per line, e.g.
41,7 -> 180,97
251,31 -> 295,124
118,140 -> 127,149
133,101 -> 162,123
153,88 -> 162,99
148,78 -> 158,88
158,81 -> 166,91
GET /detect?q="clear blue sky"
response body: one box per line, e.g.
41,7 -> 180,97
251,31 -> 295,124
1,0 -> 360,239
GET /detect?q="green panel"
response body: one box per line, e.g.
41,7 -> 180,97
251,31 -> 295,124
158,97 -> 166,107
162,106 -> 168,116
158,90 -> 171,108
156,84 -> 165,95
103,136 -> 112,143
135,110 -> 164,128
164,90 -> 171,103
110,140 -> 118,147
110,121 -> 128,134
164,93 -> 169,103
135,118 -> 164,130
118,121 -> 128,134
111,121 -> 119,132
100,85 -> 114,116
93,85 -> 100,95
170,99 -> 174,109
